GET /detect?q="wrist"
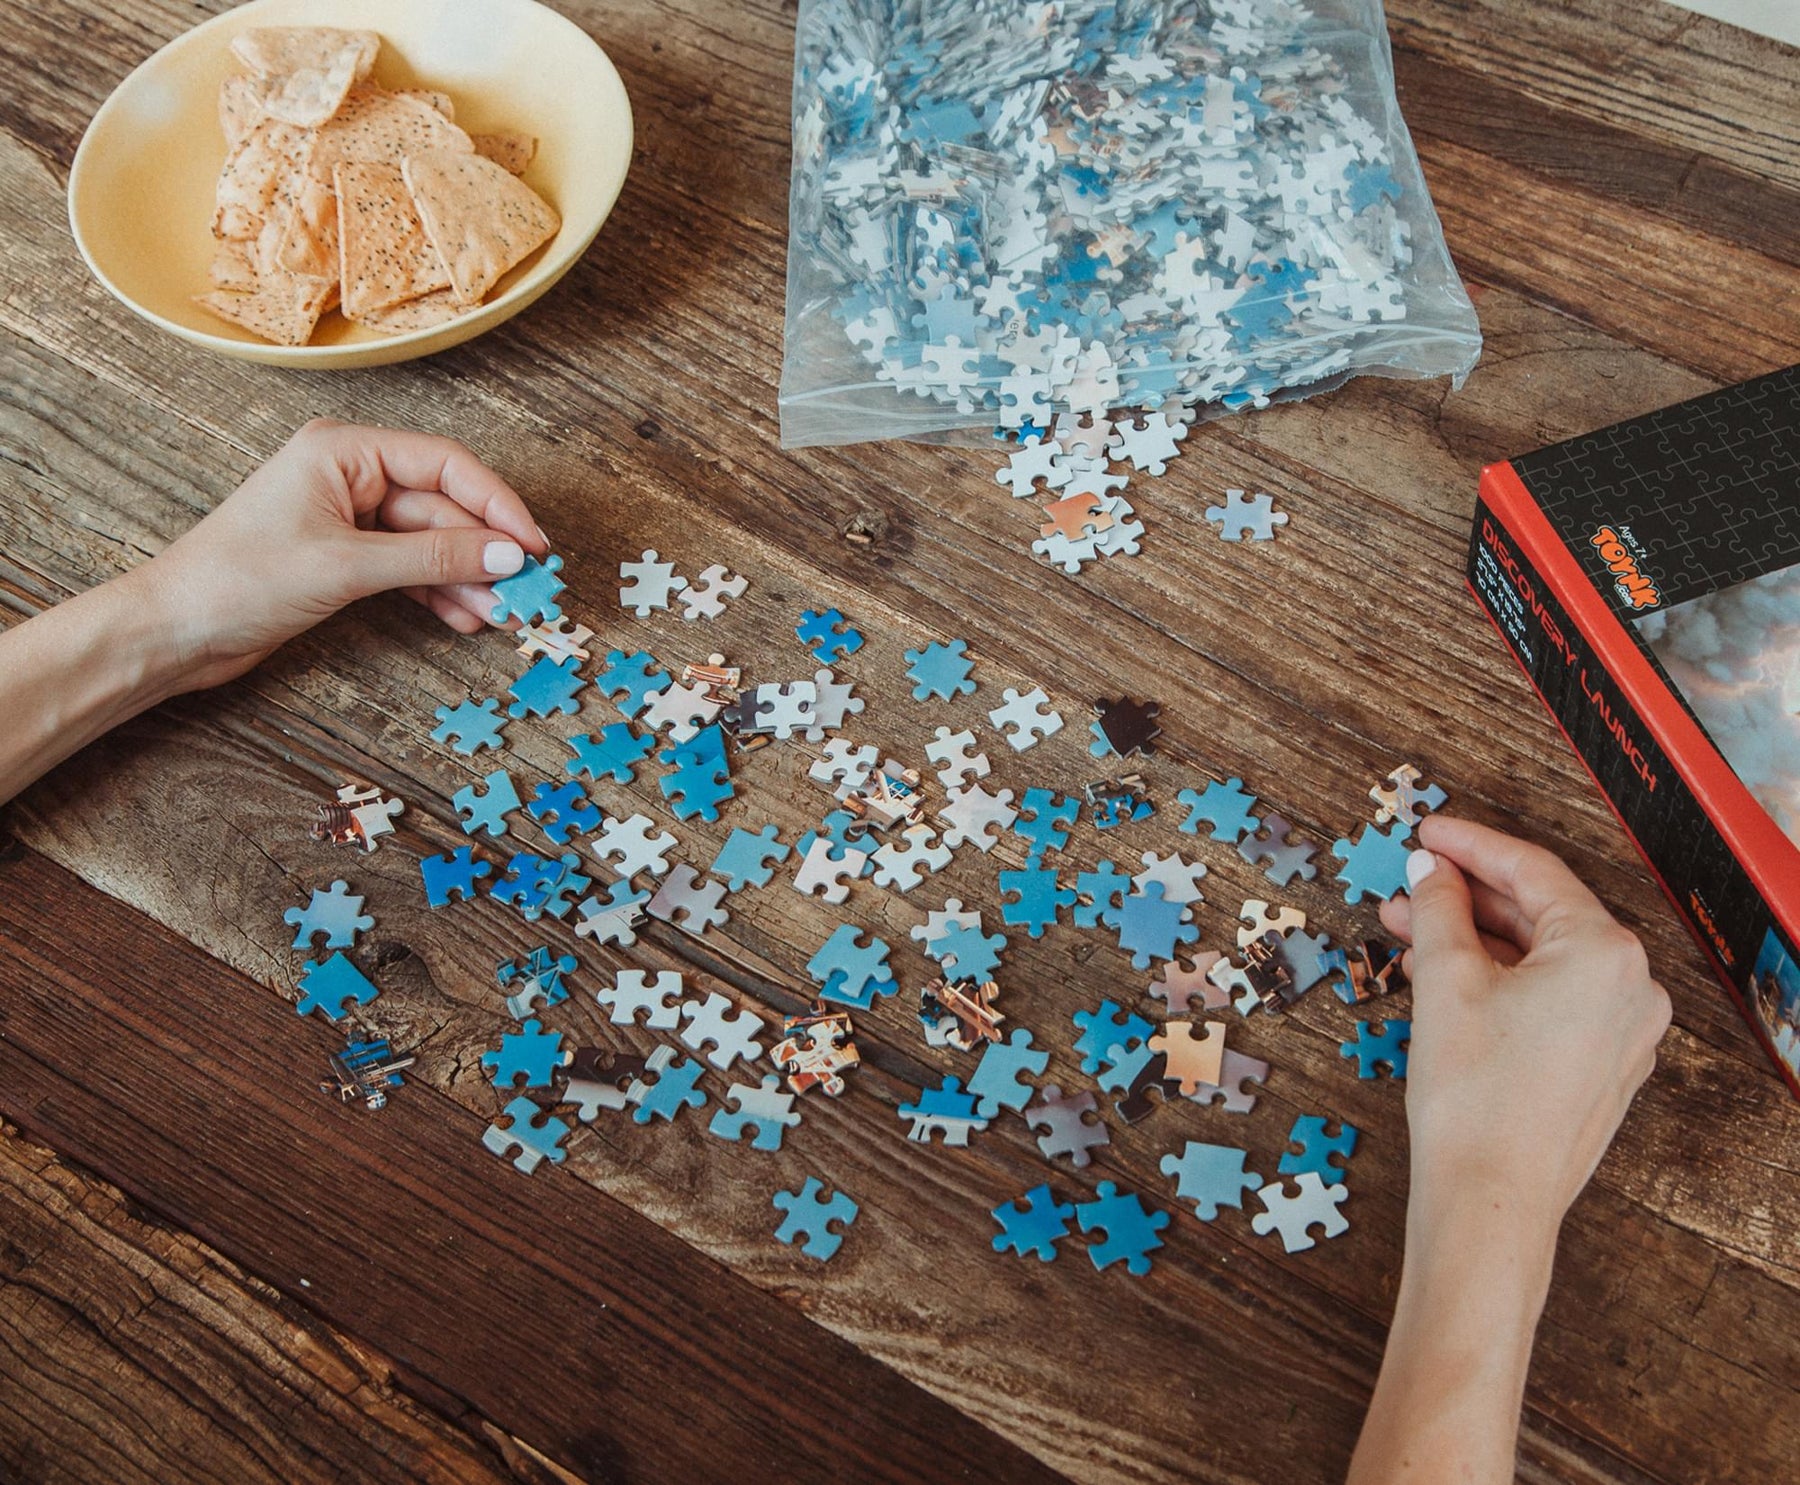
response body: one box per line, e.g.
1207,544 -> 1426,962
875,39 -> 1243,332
84,566 -> 198,709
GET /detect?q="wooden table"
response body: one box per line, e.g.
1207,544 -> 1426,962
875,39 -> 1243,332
3,2 -> 1797,1481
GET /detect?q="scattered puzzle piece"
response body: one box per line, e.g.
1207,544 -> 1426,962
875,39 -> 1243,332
1279,1115 -> 1359,1186
709,1075 -> 800,1151
1160,1141 -> 1262,1221
508,656 -> 586,720
619,549 -> 687,616
420,847 -> 493,907
710,824 -> 792,891
987,686 -> 1064,750
680,563 -> 748,620
1177,777 -> 1260,841
596,969 -> 685,1029
572,880 -> 651,946
454,768 -> 521,837
1103,882 -> 1199,969
1026,1085 -> 1110,1167
937,782 -> 1018,852
1076,1182 -> 1169,1275
899,1074 -> 989,1145
481,1095 -> 570,1174
566,724 -> 655,784
808,924 -> 897,1009
679,990 -> 765,1071
627,1044 -> 709,1124
1089,696 -> 1160,758
431,697 -> 507,755
1339,1019 -> 1410,1079
1331,821 -> 1415,903
646,864 -> 731,934
773,1176 -> 858,1261
904,639 -> 977,700
1238,813 -> 1320,886
1072,1001 -> 1153,1075
1149,1019 -> 1227,1094
1012,787 -> 1079,864
991,1183 -> 1076,1262
526,780 -> 604,844
968,1028 -> 1048,1117
594,649 -> 670,718
1252,1172 -> 1350,1252
481,1018 -> 568,1090
295,952 -> 378,1021
925,727 -> 989,788
284,880 -> 373,950
1205,489 -> 1288,541
796,607 -> 865,663
999,866 -> 1075,938
489,554 -> 565,625
1370,763 -> 1448,827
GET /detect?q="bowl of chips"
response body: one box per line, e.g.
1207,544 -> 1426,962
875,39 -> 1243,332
68,0 -> 632,367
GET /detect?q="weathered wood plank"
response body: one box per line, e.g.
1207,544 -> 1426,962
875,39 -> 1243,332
0,841 -> 1073,1485
0,1123 -> 543,1485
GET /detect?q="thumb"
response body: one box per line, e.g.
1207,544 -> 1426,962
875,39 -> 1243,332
343,526 -> 525,600
1401,849 -> 1486,965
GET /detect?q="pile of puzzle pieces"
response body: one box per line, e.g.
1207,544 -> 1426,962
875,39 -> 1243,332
287,545 -> 1442,1273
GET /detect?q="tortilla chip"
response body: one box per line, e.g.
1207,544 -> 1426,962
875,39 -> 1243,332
195,272 -> 335,346
218,74 -> 273,146
334,161 -> 451,318
311,86 -> 472,179
403,149 -> 559,305
397,88 -> 456,121
276,174 -> 340,279
208,240 -> 261,292
472,131 -> 537,175
214,118 -> 314,239
352,287 -> 470,334
230,27 -> 380,128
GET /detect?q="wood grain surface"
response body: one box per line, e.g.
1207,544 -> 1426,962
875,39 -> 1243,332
1,1 -> 1796,1482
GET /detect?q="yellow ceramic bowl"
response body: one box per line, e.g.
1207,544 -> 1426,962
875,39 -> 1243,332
68,0 -> 632,368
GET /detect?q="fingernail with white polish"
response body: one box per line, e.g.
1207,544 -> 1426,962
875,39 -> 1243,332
484,540 -> 525,575
535,525 -> 549,547
1405,849 -> 1438,889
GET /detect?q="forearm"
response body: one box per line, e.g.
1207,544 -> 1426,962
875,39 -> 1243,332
1348,1190 -> 1559,1485
0,570 -> 190,805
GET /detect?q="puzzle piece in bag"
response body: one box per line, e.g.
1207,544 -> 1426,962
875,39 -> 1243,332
508,656 -> 585,720
646,864 -> 731,935
999,866 -> 1075,938
1279,1115 -> 1359,1186
991,1183 -> 1077,1262
1331,821 -> 1415,903
1149,1019 -> 1227,1094
420,847 -> 493,907
868,823 -> 954,892
679,990 -> 766,1071
1025,1085 -> 1110,1167
709,1075 -> 800,1151
773,1177 -> 858,1261
1340,1019 -> 1410,1079
1103,882 -> 1199,969
1012,787 -> 1079,863
1238,813 -> 1320,886
926,727 -> 989,788
1205,490 -> 1288,541
1177,777 -> 1260,841
592,814 -> 678,880
899,1075 -> 989,1146
594,649 -> 670,718
489,554 -> 565,624
432,697 -> 507,754
1072,1000 -> 1153,1075
1369,763 -> 1448,827
796,607 -> 864,663
968,1028 -> 1048,1117
937,782 -> 1017,852
285,880 -> 373,950
1185,1049 -> 1270,1114
454,768 -> 521,837
1251,1173 -> 1351,1252
1161,1141 -> 1262,1222
710,824 -> 791,891
526,780 -> 604,844
481,1095 -> 570,1175
619,549 -> 687,616
988,686 -> 1064,750
295,952 -> 379,1021
808,924 -> 897,1009
480,1018 -> 569,1090
1088,696 -> 1161,758
566,724 -> 655,784
626,1044 -> 709,1125
679,563 -> 748,620
1149,954 -> 1228,1014
1076,1182 -> 1170,1275
1074,859 -> 1133,929
596,969 -> 685,1028
515,616 -> 594,665
904,639 -> 977,701
572,879 -> 651,947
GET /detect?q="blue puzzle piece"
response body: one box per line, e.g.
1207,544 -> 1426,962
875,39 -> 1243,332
1012,787 -> 1079,864
630,1048 -> 709,1124
490,851 -> 586,921
796,607 -> 865,663
934,921 -> 1006,984
1340,1020 -> 1410,1079
1095,1037 -> 1157,1095
1072,1000 -> 1153,1075
420,847 -> 493,907
998,866 -> 1075,938
968,1028 -> 1049,1118
709,824 -> 791,892
496,947 -> 577,1018
284,880 -> 372,950
1279,1115 -> 1359,1186
572,878 -> 652,947
526,780 -> 603,844
1103,882 -> 1199,970
453,768 -> 520,837
508,656 -> 585,720
1074,860 -> 1132,929
807,924 -> 894,1008
899,1075 -> 988,1144
480,1018 -> 567,1089
481,1096 -> 569,1174
773,1176 -> 858,1261
488,553 -> 565,625
1346,160 -> 1401,213
1331,821 -> 1415,903
1160,1142 -> 1263,1221
565,724 -> 654,784
903,639 -> 977,701
658,724 -> 735,822
1176,777 -> 1260,841
707,1075 -> 800,1152
991,1183 -> 1076,1262
593,649 -> 669,718
296,952 -> 378,1021
431,697 -> 507,755
1075,1181 -> 1170,1275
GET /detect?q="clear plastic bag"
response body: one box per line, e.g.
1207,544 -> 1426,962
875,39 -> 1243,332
780,0 -> 1482,448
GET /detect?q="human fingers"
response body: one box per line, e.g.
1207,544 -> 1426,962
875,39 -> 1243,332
1417,815 -> 1609,945
1394,928 -> 1521,982
1382,878 -> 1534,953
296,419 -> 546,553
400,584 -> 492,634
1392,849 -> 1486,970
335,524 -> 526,604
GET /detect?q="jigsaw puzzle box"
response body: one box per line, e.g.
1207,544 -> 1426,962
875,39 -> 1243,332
1467,365 -> 1800,1100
